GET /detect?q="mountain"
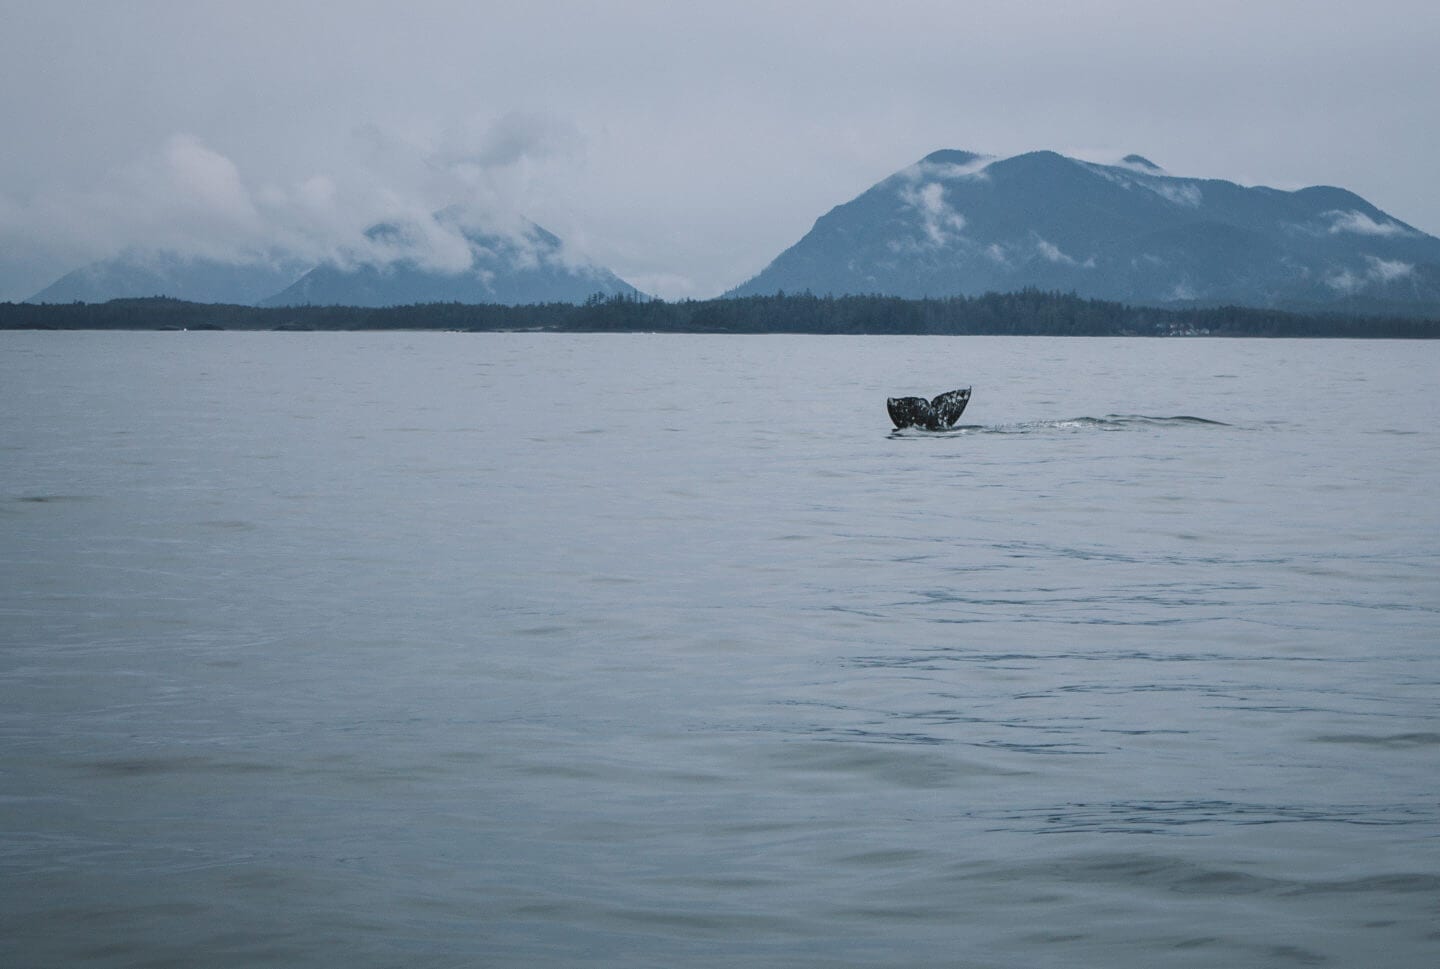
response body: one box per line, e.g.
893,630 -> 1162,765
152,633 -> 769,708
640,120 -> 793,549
727,149 -> 1440,313
29,251 -> 307,305
263,215 -> 636,307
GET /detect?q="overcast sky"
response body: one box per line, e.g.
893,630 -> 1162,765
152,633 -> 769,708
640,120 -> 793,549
2,0 -> 1437,300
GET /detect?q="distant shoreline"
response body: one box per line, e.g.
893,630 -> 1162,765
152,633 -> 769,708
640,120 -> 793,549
3,291 -> 1437,338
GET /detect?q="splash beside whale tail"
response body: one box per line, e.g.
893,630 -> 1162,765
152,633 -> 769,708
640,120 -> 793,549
887,387 -> 971,430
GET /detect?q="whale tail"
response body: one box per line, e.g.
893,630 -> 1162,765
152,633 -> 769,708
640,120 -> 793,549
887,387 -> 971,430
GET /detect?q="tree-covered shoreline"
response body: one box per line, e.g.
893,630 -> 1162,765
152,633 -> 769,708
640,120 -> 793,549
3,289 -> 1437,338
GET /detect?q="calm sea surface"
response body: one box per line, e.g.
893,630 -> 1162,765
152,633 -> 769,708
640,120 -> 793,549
2,331 -> 1438,968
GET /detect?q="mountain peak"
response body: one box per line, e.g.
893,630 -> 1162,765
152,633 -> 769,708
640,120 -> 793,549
920,149 -> 985,167
1014,149 -> 1071,163
1120,154 -> 1163,172
993,150 -> 1081,174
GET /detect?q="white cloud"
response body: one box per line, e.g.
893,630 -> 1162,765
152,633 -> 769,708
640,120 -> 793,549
898,181 -> 966,247
1030,236 -> 1095,269
1325,255 -> 1415,292
1366,255 -> 1413,282
1150,181 -> 1203,207
905,156 -> 995,182
1081,158 -> 1203,207
160,135 -> 260,225
1115,156 -> 1166,174
1326,268 -> 1362,294
347,213 -> 477,275
1035,237 -> 1075,264
1324,209 -> 1413,237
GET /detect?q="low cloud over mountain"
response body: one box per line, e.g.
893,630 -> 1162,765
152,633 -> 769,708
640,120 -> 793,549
264,211 -> 636,307
19,120 -> 635,307
27,210 -> 637,308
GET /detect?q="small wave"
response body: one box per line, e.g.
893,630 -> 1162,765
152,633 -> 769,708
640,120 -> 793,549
1312,732 -> 1440,749
12,494 -> 97,504
1106,414 -> 1230,426
889,414 -> 1229,436
982,798 -> 1434,834
888,424 -> 978,437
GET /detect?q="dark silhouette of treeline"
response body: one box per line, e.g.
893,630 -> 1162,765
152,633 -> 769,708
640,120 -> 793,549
4,289 -> 1437,338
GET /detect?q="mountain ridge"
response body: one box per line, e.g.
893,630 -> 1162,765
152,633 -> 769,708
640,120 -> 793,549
28,251 -> 308,305
727,149 -> 1440,314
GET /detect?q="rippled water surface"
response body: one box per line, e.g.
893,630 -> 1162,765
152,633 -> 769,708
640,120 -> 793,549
2,332 -> 1438,968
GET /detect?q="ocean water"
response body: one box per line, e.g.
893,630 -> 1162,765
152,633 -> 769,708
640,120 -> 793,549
1,331 -> 1437,968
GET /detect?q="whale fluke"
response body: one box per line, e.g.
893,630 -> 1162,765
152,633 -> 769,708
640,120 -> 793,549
887,387 -> 971,430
